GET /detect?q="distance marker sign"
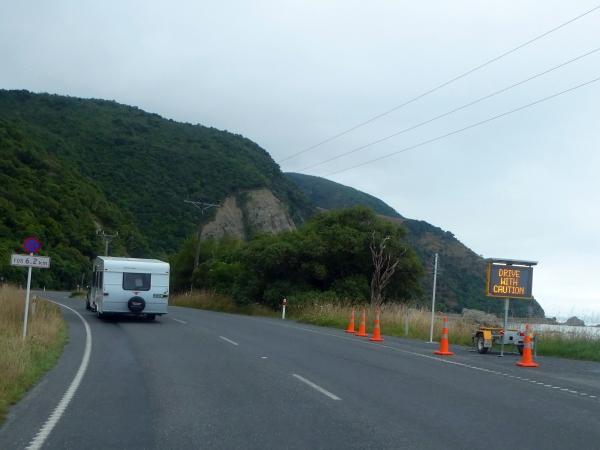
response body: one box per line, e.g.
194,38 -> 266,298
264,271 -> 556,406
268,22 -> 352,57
486,263 -> 533,299
11,254 -> 51,269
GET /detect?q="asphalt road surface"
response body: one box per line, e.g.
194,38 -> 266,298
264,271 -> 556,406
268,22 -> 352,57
2,292 -> 600,449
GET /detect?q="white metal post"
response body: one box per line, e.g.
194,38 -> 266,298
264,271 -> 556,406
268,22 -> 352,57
282,298 -> 287,320
428,253 -> 438,343
22,256 -> 33,339
499,298 -> 510,357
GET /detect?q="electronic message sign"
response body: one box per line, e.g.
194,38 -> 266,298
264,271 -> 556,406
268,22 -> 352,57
486,263 -> 533,299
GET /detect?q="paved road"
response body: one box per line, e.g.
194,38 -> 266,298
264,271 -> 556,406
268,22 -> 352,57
2,292 -> 600,449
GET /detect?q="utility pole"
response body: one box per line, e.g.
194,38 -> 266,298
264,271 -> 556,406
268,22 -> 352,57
97,230 -> 118,256
428,252 -> 439,343
184,200 -> 220,269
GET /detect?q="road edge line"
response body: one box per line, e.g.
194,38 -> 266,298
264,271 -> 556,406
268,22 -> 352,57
26,300 -> 92,450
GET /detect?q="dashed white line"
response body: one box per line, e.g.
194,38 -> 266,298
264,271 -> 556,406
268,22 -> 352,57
170,317 -> 187,324
27,300 -> 92,450
292,374 -> 341,401
219,336 -> 239,346
265,319 -> 600,403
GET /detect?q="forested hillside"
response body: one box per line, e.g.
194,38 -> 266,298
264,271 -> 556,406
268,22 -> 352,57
286,172 -> 401,218
286,173 -> 544,317
0,90 -> 542,317
0,90 -> 312,288
0,121 -> 145,288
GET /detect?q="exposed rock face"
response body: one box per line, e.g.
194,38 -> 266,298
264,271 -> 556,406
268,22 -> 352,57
243,188 -> 296,235
200,196 -> 245,240
200,188 -> 296,241
564,316 -> 585,327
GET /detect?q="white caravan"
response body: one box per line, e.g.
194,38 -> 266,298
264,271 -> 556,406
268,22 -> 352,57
87,256 -> 169,320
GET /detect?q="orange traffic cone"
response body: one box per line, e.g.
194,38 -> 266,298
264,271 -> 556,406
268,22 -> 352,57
516,324 -> 539,368
434,316 -> 454,356
344,308 -> 356,333
369,309 -> 384,342
355,309 -> 368,337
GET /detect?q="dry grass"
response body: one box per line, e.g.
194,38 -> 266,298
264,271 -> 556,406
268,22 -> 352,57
0,285 -> 66,422
290,303 -> 475,346
170,290 -> 276,317
291,302 -> 600,361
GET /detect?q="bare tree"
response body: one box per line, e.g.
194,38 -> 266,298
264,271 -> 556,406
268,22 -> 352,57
370,232 -> 404,307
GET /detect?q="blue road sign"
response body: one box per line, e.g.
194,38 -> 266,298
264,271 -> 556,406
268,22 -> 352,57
22,237 -> 42,254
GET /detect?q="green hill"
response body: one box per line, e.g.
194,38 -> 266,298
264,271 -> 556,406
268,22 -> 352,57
0,90 -> 543,317
0,90 -> 312,288
285,172 -> 401,218
285,173 -> 544,317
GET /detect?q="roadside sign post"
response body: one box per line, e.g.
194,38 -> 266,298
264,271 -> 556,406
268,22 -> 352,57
10,237 -> 51,339
23,259 -> 33,339
500,298 -> 510,357
485,258 -> 537,357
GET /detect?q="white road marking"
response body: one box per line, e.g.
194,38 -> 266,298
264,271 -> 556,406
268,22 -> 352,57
170,317 -> 187,324
219,336 -> 239,346
261,356 -> 268,359
292,374 -> 341,401
265,319 -> 600,403
27,300 -> 92,450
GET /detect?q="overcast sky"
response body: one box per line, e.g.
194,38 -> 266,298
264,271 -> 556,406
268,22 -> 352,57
2,1 -> 599,321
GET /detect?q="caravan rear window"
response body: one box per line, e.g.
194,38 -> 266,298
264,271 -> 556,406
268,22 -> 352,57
123,273 -> 151,291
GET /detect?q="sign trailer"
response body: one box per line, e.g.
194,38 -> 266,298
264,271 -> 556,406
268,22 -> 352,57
485,258 -> 537,356
10,237 -> 51,339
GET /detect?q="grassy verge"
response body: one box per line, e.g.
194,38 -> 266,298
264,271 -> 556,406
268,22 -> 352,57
170,291 -> 277,317
535,332 -> 600,361
290,303 -> 475,346
291,303 -> 600,362
170,291 -> 600,362
0,285 -> 67,423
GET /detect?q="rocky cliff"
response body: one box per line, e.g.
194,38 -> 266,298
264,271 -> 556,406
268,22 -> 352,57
200,188 -> 296,240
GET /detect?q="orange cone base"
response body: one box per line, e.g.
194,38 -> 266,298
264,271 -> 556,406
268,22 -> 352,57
355,331 -> 368,337
434,350 -> 454,356
516,361 -> 539,368
345,329 -> 356,334
369,336 -> 384,342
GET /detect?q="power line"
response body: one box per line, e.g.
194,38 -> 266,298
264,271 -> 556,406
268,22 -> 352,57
298,46 -> 600,171
322,75 -> 600,177
278,4 -> 600,164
